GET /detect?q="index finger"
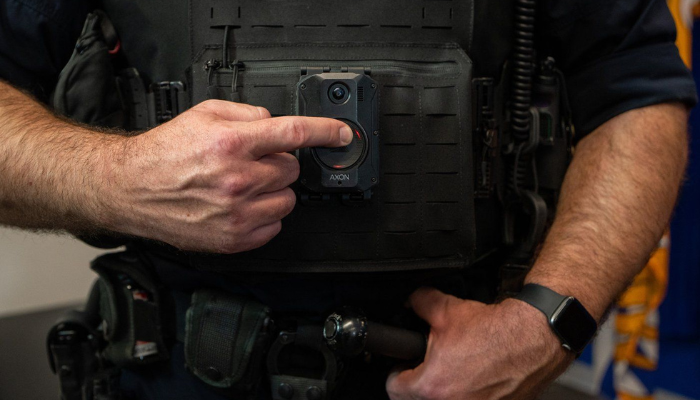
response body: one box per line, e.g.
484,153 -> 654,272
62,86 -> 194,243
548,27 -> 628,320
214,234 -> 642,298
197,99 -> 271,122
243,116 -> 353,158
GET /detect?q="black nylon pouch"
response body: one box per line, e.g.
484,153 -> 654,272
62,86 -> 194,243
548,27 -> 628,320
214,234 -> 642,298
184,290 -> 271,393
52,10 -> 124,128
91,252 -> 170,367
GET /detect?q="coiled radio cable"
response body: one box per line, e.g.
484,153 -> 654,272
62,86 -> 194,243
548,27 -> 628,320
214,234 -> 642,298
510,0 -> 536,141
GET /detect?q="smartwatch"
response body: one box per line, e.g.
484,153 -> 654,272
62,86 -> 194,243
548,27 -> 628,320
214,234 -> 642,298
514,283 -> 598,354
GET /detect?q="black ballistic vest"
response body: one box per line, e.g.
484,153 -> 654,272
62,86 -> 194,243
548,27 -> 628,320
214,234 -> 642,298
86,0 -> 517,273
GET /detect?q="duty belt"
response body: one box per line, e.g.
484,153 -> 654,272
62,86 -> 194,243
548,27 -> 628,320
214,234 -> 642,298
48,252 -> 430,400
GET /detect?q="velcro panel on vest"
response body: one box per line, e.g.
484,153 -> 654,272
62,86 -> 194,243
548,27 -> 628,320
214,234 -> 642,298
186,17 -> 474,273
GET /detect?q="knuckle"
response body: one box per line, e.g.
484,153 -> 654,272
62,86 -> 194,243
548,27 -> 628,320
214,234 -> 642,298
288,157 -> 301,181
268,220 -> 283,237
218,221 -> 247,253
200,99 -> 217,108
280,188 -> 297,215
385,380 -> 402,398
430,313 -> 446,331
287,118 -> 307,147
250,221 -> 282,249
256,106 -> 271,119
222,175 -> 249,197
247,107 -> 260,121
414,381 -> 445,400
196,99 -> 220,112
214,129 -> 243,154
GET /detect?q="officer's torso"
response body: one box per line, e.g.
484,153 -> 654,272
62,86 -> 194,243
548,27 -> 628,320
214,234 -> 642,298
100,0 -> 515,274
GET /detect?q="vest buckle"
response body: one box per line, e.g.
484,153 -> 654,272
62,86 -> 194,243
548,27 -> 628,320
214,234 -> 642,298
148,81 -> 187,126
473,78 -> 499,198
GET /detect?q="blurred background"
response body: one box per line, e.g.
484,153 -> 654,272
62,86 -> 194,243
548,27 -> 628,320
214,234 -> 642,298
1,1 -> 699,400
0,229 -> 105,399
0,229 -> 101,317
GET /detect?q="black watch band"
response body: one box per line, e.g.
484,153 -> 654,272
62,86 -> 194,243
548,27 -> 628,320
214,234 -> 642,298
515,283 -> 598,354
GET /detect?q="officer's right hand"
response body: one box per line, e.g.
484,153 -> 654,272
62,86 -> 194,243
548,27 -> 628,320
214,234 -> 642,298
103,100 -> 352,253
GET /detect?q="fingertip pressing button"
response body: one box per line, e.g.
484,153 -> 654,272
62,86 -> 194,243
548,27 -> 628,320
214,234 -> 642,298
340,125 -> 353,145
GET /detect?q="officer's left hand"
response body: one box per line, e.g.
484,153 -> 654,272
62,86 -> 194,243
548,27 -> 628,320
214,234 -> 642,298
386,288 -> 574,400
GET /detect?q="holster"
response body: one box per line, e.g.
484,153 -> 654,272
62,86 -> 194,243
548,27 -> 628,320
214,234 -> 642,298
47,308 -> 102,400
47,283 -> 120,400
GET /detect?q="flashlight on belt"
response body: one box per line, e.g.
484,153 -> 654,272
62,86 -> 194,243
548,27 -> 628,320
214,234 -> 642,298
323,308 -> 426,361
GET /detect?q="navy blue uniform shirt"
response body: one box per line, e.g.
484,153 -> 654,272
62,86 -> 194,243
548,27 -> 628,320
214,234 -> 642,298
0,0 -> 696,135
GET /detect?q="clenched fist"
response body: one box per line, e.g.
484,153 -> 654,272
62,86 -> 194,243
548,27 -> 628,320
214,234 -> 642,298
102,100 -> 352,253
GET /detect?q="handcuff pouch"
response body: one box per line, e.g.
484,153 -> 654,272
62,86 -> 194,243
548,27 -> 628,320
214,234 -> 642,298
184,289 -> 271,392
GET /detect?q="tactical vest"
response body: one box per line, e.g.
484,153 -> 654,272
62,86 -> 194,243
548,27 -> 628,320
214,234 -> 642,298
57,0 -> 569,274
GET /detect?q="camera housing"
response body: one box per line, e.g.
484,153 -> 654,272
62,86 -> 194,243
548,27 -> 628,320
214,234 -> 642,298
296,68 -> 379,202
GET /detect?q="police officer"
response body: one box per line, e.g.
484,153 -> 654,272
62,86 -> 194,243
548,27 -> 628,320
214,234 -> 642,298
0,0 -> 696,399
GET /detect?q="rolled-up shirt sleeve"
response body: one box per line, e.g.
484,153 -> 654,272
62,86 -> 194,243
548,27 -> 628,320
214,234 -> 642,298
538,0 -> 698,140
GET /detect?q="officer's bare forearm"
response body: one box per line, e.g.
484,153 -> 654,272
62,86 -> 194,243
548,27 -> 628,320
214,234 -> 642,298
0,80 -> 351,252
526,103 -> 689,321
0,81 -> 124,232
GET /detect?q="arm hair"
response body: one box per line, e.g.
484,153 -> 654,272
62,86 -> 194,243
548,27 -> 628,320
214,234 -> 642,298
526,103 -> 689,320
0,80 -> 125,233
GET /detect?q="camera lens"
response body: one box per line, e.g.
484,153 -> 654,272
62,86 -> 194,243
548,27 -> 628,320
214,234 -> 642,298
332,87 -> 346,100
328,83 -> 349,104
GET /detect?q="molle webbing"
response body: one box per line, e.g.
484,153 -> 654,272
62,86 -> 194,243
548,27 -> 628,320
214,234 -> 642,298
189,1 -> 474,56
189,44 -> 476,273
96,0 -> 484,273
186,0 -> 477,273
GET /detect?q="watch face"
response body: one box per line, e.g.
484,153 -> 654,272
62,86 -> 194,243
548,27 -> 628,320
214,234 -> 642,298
551,298 -> 598,353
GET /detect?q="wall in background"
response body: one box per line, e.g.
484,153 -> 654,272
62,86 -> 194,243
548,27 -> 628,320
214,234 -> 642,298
0,227 -> 107,317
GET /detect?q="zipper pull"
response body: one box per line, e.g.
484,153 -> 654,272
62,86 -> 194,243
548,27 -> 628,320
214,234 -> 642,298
229,60 -> 244,102
205,59 -> 225,100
